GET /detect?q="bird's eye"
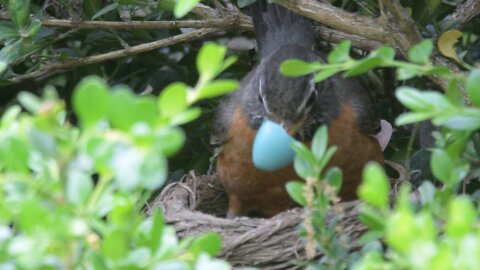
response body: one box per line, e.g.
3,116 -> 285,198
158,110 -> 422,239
305,90 -> 317,108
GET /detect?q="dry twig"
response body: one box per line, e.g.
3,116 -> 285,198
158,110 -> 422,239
10,28 -> 219,83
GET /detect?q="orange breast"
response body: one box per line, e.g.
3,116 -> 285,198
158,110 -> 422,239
216,102 -> 383,217
327,103 -> 384,200
216,106 -> 297,217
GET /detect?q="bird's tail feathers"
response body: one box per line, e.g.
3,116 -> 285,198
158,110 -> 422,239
251,0 -> 315,57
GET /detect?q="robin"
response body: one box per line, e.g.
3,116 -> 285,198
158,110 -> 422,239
211,1 -> 384,218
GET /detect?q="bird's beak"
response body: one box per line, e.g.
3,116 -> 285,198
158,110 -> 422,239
284,116 -> 307,137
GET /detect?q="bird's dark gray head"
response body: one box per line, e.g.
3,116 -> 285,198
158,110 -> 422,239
257,45 -> 321,136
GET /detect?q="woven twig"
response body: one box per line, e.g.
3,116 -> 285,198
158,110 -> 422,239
147,172 -> 366,269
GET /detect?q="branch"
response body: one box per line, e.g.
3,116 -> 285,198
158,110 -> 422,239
451,0 -> 480,29
0,9 -> 252,31
37,18 -> 244,30
278,0 -> 390,43
314,25 -> 383,50
377,0 -> 423,54
10,28 -> 219,83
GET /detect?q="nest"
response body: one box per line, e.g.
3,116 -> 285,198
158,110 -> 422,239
147,172 -> 366,269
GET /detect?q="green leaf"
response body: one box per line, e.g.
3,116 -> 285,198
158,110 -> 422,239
0,60 -> 6,73
149,209 -> 164,252
280,59 -> 320,77
194,254 -> 230,270
396,87 -> 453,112
73,76 -> 110,128
408,39 -> 433,64
85,136 -> 114,172
424,66 -> 452,76
325,167 -> 342,194
344,57 -> 382,77
26,19 -> 41,37
0,136 -> 30,173
140,152 -> 167,190
443,114 -> 480,130
102,229 -> 129,260
466,69 -> 480,107
18,91 -> 41,113
174,0 -> 201,18
110,196 -> 135,226
158,82 -> 188,117
316,146 -> 337,174
286,181 -> 306,206
28,128 -> 56,158
1,105 -> 21,127
154,127 -> 185,157
189,233 -> 222,257
108,87 -> 136,131
195,79 -> 239,101
385,208 -> 415,252
314,67 -> 342,82
293,155 -> 315,179
312,125 -> 328,160
170,107 -> 202,126
328,40 -> 351,64
0,24 -> 20,41
374,46 -> 395,62
8,0 -> 30,29
359,205 -> 386,231
18,199 -> 46,233
446,196 -> 475,238
416,212 -> 437,241
92,3 -> 119,19
358,162 -> 390,209
397,67 -> 421,80
66,169 -> 94,205
196,43 -> 226,82
133,96 -> 157,126
290,141 -> 316,165
431,149 -> 453,185
396,112 -> 434,125
111,147 -> 143,191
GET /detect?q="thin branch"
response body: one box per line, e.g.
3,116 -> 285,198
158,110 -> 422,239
0,12 -> 251,31
10,28 -> 219,83
39,18 -> 243,30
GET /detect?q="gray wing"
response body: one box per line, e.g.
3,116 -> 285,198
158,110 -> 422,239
210,68 -> 263,147
210,92 -> 237,147
335,76 -> 381,135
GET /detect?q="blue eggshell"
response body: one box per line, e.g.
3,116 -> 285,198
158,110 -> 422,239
252,120 -> 296,171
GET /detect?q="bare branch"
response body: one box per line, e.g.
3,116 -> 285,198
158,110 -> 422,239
37,18 -> 243,30
377,0 -> 422,54
10,28 -> 219,83
451,0 -> 480,29
314,25 -> 384,50
278,0 -> 390,43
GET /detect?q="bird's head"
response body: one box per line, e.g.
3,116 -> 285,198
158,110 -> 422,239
257,46 -> 322,138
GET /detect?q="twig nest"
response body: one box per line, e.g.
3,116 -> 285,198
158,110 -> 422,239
147,172 -> 366,269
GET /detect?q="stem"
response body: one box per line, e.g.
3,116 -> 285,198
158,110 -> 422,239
405,123 -> 419,171
86,174 -> 112,213
304,176 -> 316,260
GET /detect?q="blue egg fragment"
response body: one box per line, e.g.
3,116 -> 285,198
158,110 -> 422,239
252,120 -> 296,171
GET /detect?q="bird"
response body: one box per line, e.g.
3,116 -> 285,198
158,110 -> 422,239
210,0 -> 384,218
